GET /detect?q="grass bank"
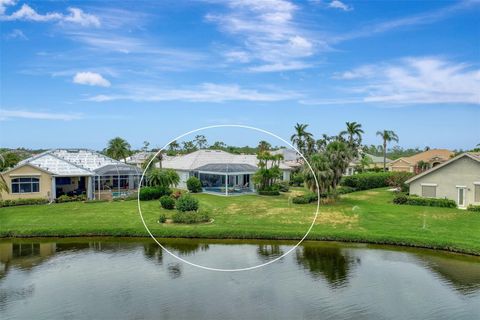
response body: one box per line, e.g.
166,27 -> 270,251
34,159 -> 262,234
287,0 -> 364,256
1,188 -> 479,255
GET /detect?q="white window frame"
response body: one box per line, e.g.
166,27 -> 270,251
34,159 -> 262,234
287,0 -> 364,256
473,182 -> 480,203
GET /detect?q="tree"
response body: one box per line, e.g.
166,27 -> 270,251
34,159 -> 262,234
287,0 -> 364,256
253,152 -> 283,191
257,140 -> 271,152
0,154 -> 9,197
356,154 -> 373,173
142,141 -> 150,152
194,135 -> 208,149
326,140 -> 352,189
0,152 -> 21,171
210,141 -> 227,150
168,140 -> 180,153
182,141 -> 197,153
105,137 -> 131,162
147,169 -> 179,188
290,123 -> 313,156
376,130 -> 399,171
302,153 -> 333,194
340,122 -> 364,147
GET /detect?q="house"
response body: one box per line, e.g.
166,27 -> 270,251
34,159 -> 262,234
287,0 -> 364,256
405,152 -> 480,208
344,152 -> 390,176
160,149 -> 292,195
0,149 -> 142,201
270,148 -> 303,170
123,151 -> 154,168
388,149 -> 454,173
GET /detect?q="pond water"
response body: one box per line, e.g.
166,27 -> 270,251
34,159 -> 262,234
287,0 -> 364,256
0,238 -> 479,320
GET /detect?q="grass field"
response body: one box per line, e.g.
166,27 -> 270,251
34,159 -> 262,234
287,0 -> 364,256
1,188 -> 479,255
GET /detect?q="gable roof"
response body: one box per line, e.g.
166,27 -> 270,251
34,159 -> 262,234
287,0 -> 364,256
13,149 -> 139,176
405,152 -> 480,184
161,149 -> 291,171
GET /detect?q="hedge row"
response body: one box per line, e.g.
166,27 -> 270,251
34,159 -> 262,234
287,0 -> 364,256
467,205 -> 480,212
139,186 -> 172,201
393,194 -> 457,208
0,198 -> 49,207
341,172 -> 414,191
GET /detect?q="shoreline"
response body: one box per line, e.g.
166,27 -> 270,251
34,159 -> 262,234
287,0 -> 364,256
2,233 -> 479,257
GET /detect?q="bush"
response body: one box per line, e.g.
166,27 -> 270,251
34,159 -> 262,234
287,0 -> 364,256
160,195 -> 175,209
394,194 -> 457,208
335,186 -> 357,195
467,205 -> 480,212
158,213 -> 167,223
84,199 -> 109,203
341,172 -> 413,191
386,172 -> 414,191
171,190 -> 184,199
258,190 -> 280,196
276,181 -> 290,192
171,210 -> 210,224
292,192 -> 318,204
290,172 -> 304,187
186,177 -> 202,193
139,186 -> 172,201
176,194 -> 199,212
56,194 -> 86,203
0,198 -> 49,207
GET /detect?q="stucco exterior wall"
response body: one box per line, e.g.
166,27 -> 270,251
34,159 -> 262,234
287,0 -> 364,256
176,170 -> 190,189
1,165 -> 53,201
409,156 -> 480,207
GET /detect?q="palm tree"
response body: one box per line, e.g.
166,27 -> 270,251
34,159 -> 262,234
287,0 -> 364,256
168,140 -> 180,153
326,140 -> 351,189
302,153 -> 333,194
0,154 -> 9,197
290,123 -> 313,156
105,137 -> 131,162
340,122 -> 364,146
147,169 -> 180,188
376,130 -> 399,171
257,140 -> 271,152
194,135 -> 208,149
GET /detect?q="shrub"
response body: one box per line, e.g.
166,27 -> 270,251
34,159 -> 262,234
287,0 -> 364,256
158,213 -> 167,223
258,190 -> 280,196
186,177 -> 203,193
292,192 -> 318,204
335,186 -> 357,195
176,194 -> 199,212
276,181 -> 290,192
0,198 -> 49,207
84,199 -> 109,203
56,194 -> 86,203
160,195 -> 175,209
290,172 -> 304,187
139,186 -> 172,201
172,210 -> 210,224
171,190 -> 184,199
394,195 -> 457,208
341,172 -> 413,191
123,192 -> 138,201
467,205 -> 480,212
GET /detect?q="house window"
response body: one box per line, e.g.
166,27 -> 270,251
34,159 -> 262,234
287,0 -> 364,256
11,177 -> 40,193
475,184 -> 480,203
421,185 -> 436,198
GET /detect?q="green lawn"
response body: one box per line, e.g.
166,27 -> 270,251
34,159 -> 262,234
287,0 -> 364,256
1,188 -> 479,255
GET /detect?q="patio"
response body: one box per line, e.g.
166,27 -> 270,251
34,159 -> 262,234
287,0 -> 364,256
195,163 -> 257,196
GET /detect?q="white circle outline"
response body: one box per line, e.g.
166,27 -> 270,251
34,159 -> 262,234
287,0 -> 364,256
137,124 -> 320,272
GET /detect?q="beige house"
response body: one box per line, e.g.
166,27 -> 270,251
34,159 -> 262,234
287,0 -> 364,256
1,149 -> 142,201
388,149 -> 454,173
406,153 -> 480,208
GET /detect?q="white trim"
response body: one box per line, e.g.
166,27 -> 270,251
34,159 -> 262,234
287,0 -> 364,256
456,185 -> 467,188
421,183 -> 437,186
457,187 -> 467,208
474,182 -> 480,185
9,173 -> 41,177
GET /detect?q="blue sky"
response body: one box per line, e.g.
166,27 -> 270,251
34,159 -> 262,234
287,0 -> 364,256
0,0 -> 479,150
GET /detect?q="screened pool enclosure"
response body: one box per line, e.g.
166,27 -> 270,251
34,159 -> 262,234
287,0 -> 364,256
194,163 -> 257,195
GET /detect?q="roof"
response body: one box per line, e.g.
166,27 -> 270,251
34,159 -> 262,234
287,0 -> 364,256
405,152 -> 480,184
196,163 -> 258,173
391,149 -> 454,166
13,149 -> 140,176
270,148 -> 300,161
161,149 -> 292,171
364,153 -> 390,164
124,151 -> 154,165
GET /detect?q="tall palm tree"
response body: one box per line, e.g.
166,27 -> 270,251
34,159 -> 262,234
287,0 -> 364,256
302,153 -> 332,194
194,135 -> 208,149
340,122 -> 364,146
326,140 -> 351,189
105,137 -> 131,162
290,123 -> 313,156
257,140 -> 271,152
376,130 -> 399,171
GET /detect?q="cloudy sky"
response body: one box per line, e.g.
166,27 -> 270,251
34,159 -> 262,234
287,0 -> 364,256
1,0 -> 479,149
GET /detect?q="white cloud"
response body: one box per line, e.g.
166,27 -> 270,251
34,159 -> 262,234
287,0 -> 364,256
319,57 -> 480,105
206,0 -> 315,72
87,83 -> 300,103
73,72 -> 111,87
4,28 -> 27,40
248,61 -> 311,72
0,109 -> 82,121
0,3 -> 100,27
328,1 -> 352,11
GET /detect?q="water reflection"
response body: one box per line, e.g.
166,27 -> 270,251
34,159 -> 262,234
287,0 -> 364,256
257,244 -> 283,261
295,245 -> 360,288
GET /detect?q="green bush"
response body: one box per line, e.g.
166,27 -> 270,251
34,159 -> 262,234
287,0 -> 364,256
0,198 -> 49,207
467,205 -> 480,212
56,194 -> 86,203
159,195 -> 175,209
172,210 -> 210,224
186,177 -> 202,193
335,186 -> 357,195
394,194 -> 457,208
276,181 -> 290,192
158,213 -> 167,223
139,186 -> 172,201
341,172 -> 413,191
176,194 -> 199,212
290,172 -> 304,187
292,192 -> 318,204
258,190 -> 280,196
84,199 -> 109,203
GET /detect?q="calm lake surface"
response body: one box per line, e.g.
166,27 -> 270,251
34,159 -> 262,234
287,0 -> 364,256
0,238 -> 479,320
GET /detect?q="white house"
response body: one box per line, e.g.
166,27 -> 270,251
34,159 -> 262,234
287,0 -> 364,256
406,152 -> 480,209
159,149 -> 292,195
